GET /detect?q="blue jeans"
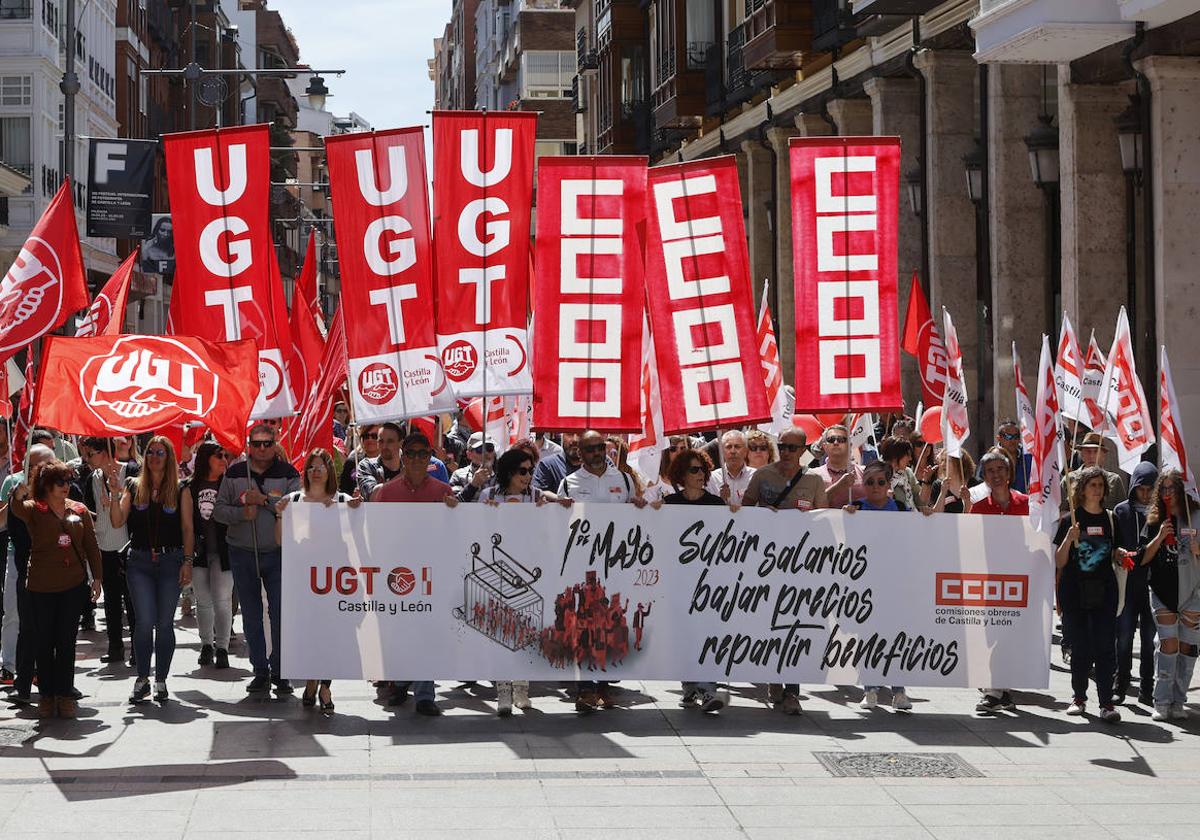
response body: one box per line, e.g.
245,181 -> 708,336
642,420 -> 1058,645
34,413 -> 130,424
228,546 -> 282,677
396,681 -> 435,702
126,549 -> 183,681
1117,573 -> 1155,690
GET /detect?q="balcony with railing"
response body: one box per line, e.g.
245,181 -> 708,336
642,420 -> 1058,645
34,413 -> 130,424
650,0 -> 711,128
577,26 -> 598,72
743,0 -> 812,70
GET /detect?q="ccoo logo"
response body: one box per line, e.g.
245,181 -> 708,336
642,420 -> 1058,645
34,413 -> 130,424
935,573 -> 1028,608
441,340 -> 477,382
0,237 -> 65,354
358,362 -> 398,405
81,335 -> 219,432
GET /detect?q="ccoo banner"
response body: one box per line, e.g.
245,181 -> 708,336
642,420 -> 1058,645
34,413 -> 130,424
325,127 -> 454,422
432,111 -> 536,398
532,156 -> 647,432
86,138 -> 157,238
790,137 -> 902,414
643,156 -> 770,435
281,504 -> 1053,687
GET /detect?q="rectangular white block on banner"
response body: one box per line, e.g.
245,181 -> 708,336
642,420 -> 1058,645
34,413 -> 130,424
281,505 -> 1053,688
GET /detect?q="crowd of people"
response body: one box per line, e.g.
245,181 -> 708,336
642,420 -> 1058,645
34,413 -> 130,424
0,408 -> 1194,725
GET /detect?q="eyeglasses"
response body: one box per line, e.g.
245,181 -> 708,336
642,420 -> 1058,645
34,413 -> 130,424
361,432 -> 379,441
581,443 -> 606,453
864,478 -> 889,487
516,466 -> 532,476
748,444 -> 769,452
249,440 -> 275,449
825,436 -> 848,444
998,432 -> 1020,441
778,443 -> 803,452
404,449 -> 432,460
686,465 -> 704,475
145,448 -> 168,458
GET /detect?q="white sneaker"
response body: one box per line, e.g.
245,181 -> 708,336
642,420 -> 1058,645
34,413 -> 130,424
859,689 -> 878,710
892,690 -> 912,711
1066,698 -> 1086,716
513,683 -> 531,710
496,684 -> 513,717
1099,705 -> 1121,723
698,691 -> 725,714
1171,704 -> 1189,720
1152,705 -> 1171,721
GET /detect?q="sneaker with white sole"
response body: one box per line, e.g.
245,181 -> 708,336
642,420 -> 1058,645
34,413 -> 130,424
1171,704 -> 1189,720
513,683 -> 531,710
892,690 -> 912,711
1152,705 -> 1171,721
1099,705 -> 1121,723
698,691 -> 725,714
1066,698 -> 1086,716
678,689 -> 699,708
859,689 -> 878,710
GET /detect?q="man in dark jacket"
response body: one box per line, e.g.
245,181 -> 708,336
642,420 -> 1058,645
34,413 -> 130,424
1114,461 -> 1158,704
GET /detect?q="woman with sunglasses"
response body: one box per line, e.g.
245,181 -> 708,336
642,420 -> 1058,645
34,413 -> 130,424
1140,469 -> 1200,721
475,447 -> 557,715
109,436 -> 192,704
276,448 -> 363,714
7,459 -> 102,718
181,441 -> 234,670
745,431 -> 777,469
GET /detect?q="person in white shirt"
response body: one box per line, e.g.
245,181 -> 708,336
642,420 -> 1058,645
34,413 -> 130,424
557,430 -> 647,712
706,430 -> 756,507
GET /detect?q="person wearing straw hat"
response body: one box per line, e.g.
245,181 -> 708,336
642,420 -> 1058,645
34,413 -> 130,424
1061,433 -> 1126,513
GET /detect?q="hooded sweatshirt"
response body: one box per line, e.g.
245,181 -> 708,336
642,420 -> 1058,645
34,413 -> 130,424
1114,462 -> 1158,594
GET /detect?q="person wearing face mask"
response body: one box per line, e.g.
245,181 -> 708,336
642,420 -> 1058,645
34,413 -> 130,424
1113,462 -> 1159,705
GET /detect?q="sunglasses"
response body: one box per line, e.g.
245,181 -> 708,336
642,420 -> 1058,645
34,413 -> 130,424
52,478 -> 70,488
687,465 -> 704,475
581,443 -> 606,453
864,478 -> 889,487
516,466 -> 532,476
778,443 -> 803,452
249,440 -> 275,449
145,448 -> 168,457
825,436 -> 848,444
404,449 -> 432,459
999,432 -> 1020,441
472,444 -> 496,453
748,444 -> 769,452
361,432 -> 380,441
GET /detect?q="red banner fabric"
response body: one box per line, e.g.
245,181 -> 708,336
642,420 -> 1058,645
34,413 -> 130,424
643,156 -> 770,435
431,111 -> 536,397
163,124 -> 295,419
532,156 -> 647,432
325,127 -> 454,422
33,334 -> 259,454
286,234 -> 326,419
790,137 -> 902,413
76,249 -> 137,337
10,354 -> 34,472
899,273 -> 946,407
0,179 -> 89,363
290,306 -> 347,471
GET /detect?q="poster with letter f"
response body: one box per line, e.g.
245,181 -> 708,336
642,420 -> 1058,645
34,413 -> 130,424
643,155 -> 770,435
432,111 -> 536,398
789,137 -> 902,413
325,127 -> 454,422
532,156 -> 646,432
163,124 -> 296,419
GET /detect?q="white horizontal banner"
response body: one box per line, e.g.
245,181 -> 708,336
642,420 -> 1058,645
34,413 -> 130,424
280,504 -> 1053,688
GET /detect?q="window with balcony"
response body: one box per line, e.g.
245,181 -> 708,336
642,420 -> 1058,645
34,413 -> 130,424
0,76 -> 31,106
0,0 -> 31,19
684,0 -> 715,70
521,51 -> 573,99
0,116 -> 31,177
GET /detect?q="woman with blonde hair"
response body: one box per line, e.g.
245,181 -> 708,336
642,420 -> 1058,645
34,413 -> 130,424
109,435 -> 192,704
745,430 -> 777,469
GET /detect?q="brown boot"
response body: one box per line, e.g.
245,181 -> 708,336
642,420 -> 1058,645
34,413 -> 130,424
56,696 -> 77,719
37,696 -> 56,719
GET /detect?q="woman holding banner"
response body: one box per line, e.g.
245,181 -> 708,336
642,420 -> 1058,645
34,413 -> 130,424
110,436 -> 192,705
1140,469 -> 1200,721
275,448 -> 362,715
1054,466 -> 1129,722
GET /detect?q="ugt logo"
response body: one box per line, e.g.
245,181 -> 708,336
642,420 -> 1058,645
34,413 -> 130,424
358,362 -> 398,405
81,336 -> 218,431
441,340 -> 477,382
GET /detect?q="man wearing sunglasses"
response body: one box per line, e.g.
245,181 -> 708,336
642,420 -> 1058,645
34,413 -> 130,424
982,420 -> 1033,494
214,423 -> 301,695
451,433 -> 496,501
339,424 -> 382,495
741,428 -> 827,716
812,425 -> 865,510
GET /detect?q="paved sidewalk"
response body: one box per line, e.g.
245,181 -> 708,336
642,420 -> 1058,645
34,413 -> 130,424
0,617 -> 1197,840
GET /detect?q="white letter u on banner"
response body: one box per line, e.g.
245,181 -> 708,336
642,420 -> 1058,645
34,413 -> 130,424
193,144 -> 247,206
355,146 -> 408,206
460,128 -> 513,187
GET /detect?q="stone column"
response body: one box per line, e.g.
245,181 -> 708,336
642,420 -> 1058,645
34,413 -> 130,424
1058,73 -> 1128,351
1141,56 -> 1200,453
740,138 -> 775,307
915,50 -> 979,422
767,124 -> 806,382
987,64 -> 1051,426
865,76 -> 922,409
826,97 -> 873,137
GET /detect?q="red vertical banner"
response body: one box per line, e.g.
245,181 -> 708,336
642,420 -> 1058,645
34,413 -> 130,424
163,124 -> 295,419
431,111 -> 536,397
532,157 -> 646,432
324,127 -> 454,422
790,137 -> 902,413
643,156 -> 770,434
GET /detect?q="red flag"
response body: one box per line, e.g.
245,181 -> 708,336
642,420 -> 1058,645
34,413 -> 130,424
643,156 -> 770,435
628,315 -> 665,483
324,128 -> 454,423
1081,332 -> 1108,431
756,281 -> 790,436
899,273 -> 947,407
1099,306 -> 1154,474
163,124 -> 295,419
432,111 -> 536,397
940,308 -> 970,458
33,334 -> 259,454
0,179 -> 89,363
10,353 -> 35,473
1029,334 -> 1065,535
287,235 -> 326,418
532,156 -> 646,432
1013,341 -> 1035,455
1055,313 -> 1086,423
1160,345 -> 1198,501
76,249 -> 138,337
290,306 -> 347,469
789,137 -> 902,413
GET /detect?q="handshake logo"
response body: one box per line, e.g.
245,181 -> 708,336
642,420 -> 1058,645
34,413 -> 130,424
82,336 -> 218,428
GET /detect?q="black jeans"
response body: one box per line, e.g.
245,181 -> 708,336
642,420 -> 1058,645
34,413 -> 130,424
12,552 -> 35,695
30,584 -> 90,698
1061,605 -> 1117,706
99,549 -> 133,653
1116,575 -> 1155,690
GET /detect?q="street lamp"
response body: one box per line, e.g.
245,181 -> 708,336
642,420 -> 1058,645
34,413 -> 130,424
904,167 -> 923,217
305,74 -> 330,111
1114,93 -> 1143,179
963,141 -> 984,204
1023,113 -> 1060,188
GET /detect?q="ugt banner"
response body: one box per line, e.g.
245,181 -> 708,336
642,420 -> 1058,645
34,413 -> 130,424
532,156 -> 647,432
790,137 -> 902,413
163,124 -> 295,419
432,111 -> 536,398
644,156 -> 770,434
325,127 -> 454,422
281,504 -> 1053,687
